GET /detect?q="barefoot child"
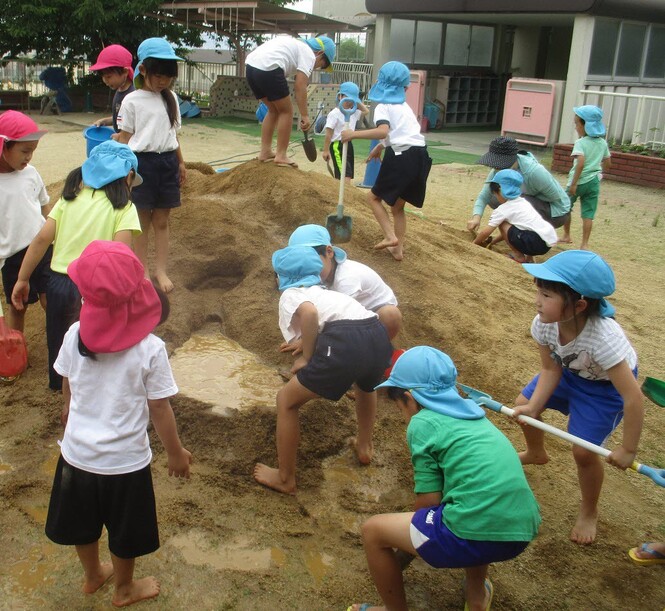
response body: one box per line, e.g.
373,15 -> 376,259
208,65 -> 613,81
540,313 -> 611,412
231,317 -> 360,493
473,169 -> 557,263
513,250 -> 644,545
341,61 -> 432,261
321,82 -> 369,183
245,35 -> 335,167
45,240 -> 191,607
254,245 -> 393,494
90,45 -> 135,132
347,347 -> 540,611
116,37 -> 186,293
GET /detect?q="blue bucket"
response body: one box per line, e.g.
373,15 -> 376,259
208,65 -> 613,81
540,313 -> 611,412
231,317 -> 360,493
357,139 -> 381,188
83,125 -> 115,157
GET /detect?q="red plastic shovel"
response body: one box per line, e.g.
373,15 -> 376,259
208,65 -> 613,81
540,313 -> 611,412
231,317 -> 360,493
0,300 -> 28,383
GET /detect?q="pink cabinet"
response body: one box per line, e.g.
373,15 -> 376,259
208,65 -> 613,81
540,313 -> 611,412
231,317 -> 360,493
406,70 -> 427,132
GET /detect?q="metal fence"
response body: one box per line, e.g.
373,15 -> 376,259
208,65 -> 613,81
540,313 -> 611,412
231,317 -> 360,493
311,61 -> 374,95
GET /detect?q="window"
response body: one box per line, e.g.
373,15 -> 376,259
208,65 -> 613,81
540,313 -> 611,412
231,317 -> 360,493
390,19 -> 415,63
443,24 -> 494,67
415,21 -> 443,64
644,27 -> 665,79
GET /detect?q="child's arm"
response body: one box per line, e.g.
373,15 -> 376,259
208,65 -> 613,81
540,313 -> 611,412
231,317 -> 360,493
358,102 -> 369,116
472,225 -> 496,246
414,491 -> 442,510
367,141 -> 385,162
290,301 -> 318,374
176,138 -> 186,186
11,218 -> 56,311
294,71 -> 310,131
341,123 -> 389,143
322,127 -> 333,162
513,344 -> 562,419
61,377 -> 71,427
113,230 -> 133,246
601,156 -> 611,173
114,130 -> 132,145
568,154 -> 585,196
93,116 -> 113,128
148,397 -> 192,478
606,360 -> 644,469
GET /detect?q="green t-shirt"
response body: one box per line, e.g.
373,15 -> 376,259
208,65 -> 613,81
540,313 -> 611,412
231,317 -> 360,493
567,136 -> 610,186
48,188 -> 141,273
407,408 -> 541,542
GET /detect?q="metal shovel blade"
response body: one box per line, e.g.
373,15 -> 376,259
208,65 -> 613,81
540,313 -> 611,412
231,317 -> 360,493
301,131 -> 317,162
642,376 -> 665,407
326,209 -> 353,243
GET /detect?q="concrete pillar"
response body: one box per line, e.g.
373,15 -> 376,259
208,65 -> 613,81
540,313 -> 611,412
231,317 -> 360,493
371,15 -> 391,82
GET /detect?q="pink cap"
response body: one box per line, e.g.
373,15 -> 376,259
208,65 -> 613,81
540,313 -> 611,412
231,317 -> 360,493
90,44 -> 134,81
0,110 -> 47,155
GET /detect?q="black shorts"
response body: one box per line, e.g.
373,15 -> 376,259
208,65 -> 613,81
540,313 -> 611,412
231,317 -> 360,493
246,65 -> 290,102
131,151 -> 181,210
507,226 -> 551,256
45,456 -> 159,559
372,145 -> 432,208
329,141 -> 355,179
297,318 -> 393,401
2,244 -> 52,305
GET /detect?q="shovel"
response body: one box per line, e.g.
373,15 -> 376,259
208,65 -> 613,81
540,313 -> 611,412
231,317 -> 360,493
326,99 -> 357,244
301,128 -> 317,162
0,300 -> 28,383
642,376 -> 665,407
458,383 -> 665,488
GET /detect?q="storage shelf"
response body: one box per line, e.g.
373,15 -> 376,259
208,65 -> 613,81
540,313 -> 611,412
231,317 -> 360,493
444,76 -> 500,126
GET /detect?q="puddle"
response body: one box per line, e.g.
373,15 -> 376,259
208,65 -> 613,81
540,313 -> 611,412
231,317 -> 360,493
170,333 -> 284,416
6,542 -> 57,601
0,461 -> 12,475
302,544 -> 333,584
40,446 -> 60,477
22,503 -> 49,525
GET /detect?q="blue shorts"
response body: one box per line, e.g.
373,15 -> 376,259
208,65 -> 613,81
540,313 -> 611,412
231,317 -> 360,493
132,150 -> 181,209
521,367 -> 632,446
410,504 -> 529,568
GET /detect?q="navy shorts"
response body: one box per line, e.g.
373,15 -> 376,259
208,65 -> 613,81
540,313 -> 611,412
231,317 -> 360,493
410,504 -> 529,568
372,145 -> 432,208
2,245 -> 52,305
329,141 -> 355,179
131,150 -> 181,209
246,65 -> 290,102
507,226 -> 550,256
46,456 -> 159,559
297,318 -> 393,401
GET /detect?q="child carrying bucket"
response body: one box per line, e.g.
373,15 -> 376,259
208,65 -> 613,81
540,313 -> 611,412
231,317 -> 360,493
513,250 -> 644,545
45,240 -> 191,607
90,44 -> 135,133
12,140 -> 142,390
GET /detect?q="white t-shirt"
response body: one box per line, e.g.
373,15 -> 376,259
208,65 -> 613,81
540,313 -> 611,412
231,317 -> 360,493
0,165 -> 49,268
373,102 -> 425,151
488,196 -> 558,246
117,89 -> 181,153
531,314 -> 637,381
54,322 -> 179,475
246,37 -> 316,78
325,107 -> 363,142
331,259 -> 397,311
278,285 -> 377,343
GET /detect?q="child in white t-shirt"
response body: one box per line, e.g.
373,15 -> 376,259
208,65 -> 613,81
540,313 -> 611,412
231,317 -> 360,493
254,245 -> 393,495
322,82 -> 369,183
473,169 -> 557,263
46,240 -> 191,607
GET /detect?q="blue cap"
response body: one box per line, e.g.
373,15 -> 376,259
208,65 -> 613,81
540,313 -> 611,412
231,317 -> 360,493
522,250 -> 616,317
487,168 -> 523,199
81,140 -> 143,189
574,105 -> 606,137
134,37 -> 183,87
288,224 -> 347,264
338,81 -> 361,105
272,245 -> 324,291
304,36 -> 336,72
376,346 -> 485,420
369,61 -> 411,104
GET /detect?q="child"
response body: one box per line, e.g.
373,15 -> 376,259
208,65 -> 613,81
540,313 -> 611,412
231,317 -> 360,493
513,250 -> 644,545
90,44 -> 135,133
0,110 -> 49,333
347,347 -> 540,611
116,37 -> 186,293
321,82 -> 369,183
473,169 -> 558,263
341,61 -> 432,261
254,245 -> 393,494
565,105 -> 611,250
45,240 -> 191,607
245,35 -> 336,167
12,140 -> 142,390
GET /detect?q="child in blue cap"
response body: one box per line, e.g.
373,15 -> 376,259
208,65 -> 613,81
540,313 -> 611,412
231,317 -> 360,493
12,140 -> 142,390
473,169 -> 557,262
245,35 -> 336,168
564,105 -> 611,249
254,245 -> 393,494
341,61 -> 432,261
321,82 -> 369,183
347,346 -> 540,611
513,250 -> 643,545
116,37 -> 186,295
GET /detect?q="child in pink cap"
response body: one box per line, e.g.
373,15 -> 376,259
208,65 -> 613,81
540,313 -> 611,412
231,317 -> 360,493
45,239 -> 191,607
90,44 -> 135,133
0,110 -> 50,335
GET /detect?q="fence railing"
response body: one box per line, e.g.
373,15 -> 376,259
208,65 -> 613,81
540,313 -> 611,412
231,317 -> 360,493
311,62 -> 374,95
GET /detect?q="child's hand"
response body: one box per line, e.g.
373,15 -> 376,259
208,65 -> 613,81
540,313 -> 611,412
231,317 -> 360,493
366,145 -> 383,162
290,356 -> 308,374
606,446 -> 636,470
322,150 -> 330,162
178,162 -> 187,186
511,402 -> 543,425
61,405 -> 69,427
168,447 -> 192,478
340,129 -> 354,143
300,116 -> 311,132
11,280 -> 29,311
280,339 -> 303,356
568,184 -> 577,196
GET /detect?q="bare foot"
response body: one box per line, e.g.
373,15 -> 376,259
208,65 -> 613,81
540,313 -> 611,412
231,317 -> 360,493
253,463 -> 296,495
348,437 -> 373,465
386,245 -> 403,261
374,238 -> 399,250
518,449 -> 549,465
558,236 -> 573,244
570,511 -> 598,545
273,158 -> 298,168
154,271 -> 174,294
112,576 -> 160,607
82,562 -> 114,594
579,243 -> 590,251
257,153 -> 275,162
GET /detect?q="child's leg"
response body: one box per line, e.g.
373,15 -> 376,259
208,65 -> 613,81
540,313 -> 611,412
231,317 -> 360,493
499,222 -> 528,263
580,218 -> 593,250
110,553 -> 160,607
75,541 -> 114,594
6,302 -> 27,332
376,305 -> 402,340
151,208 -> 173,293
578,181 -> 598,250
259,98 -> 278,161
135,209 -> 152,274
351,389 -> 377,464
515,393 -> 549,465
253,376 -> 318,494
367,191 -> 397,250
464,565 -> 492,611
560,216 -> 573,243
270,96 -> 296,166
388,198 -> 407,261
570,445 -> 603,545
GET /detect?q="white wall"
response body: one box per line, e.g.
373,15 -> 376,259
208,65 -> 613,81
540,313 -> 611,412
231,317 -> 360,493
510,27 -> 540,77
312,0 -> 368,20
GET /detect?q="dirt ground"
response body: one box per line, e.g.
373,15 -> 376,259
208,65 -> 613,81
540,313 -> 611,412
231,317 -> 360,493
1,113 -> 664,610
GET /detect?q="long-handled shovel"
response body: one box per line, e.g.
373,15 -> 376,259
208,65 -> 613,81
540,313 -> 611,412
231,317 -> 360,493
326,99 -> 357,244
458,383 -> 665,488
0,300 -> 28,384
642,376 -> 665,407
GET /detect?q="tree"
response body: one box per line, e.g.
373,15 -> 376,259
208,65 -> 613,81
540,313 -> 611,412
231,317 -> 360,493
338,38 -> 365,62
